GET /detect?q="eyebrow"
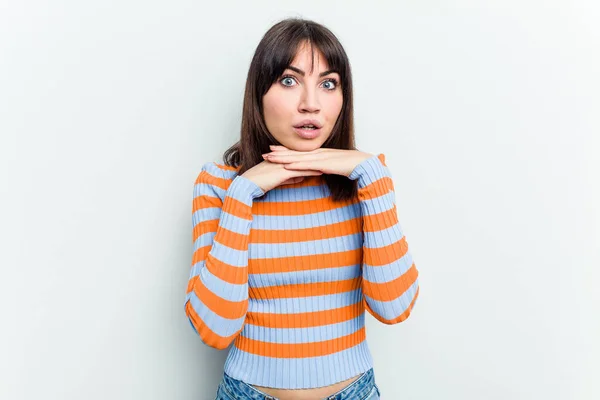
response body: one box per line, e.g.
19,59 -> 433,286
286,65 -> 339,78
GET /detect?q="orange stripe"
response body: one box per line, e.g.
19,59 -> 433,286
363,236 -> 409,266
363,206 -> 398,232
215,163 -> 240,172
195,169 -> 231,191
357,176 -> 394,201
246,302 -> 362,328
221,195 -> 253,220
364,284 -> 419,325
192,219 -> 218,243
187,276 -> 247,319
248,248 -> 362,274
253,195 -> 357,216
193,207 -> 361,245
362,263 -> 419,302
185,301 -> 239,350
235,326 -> 366,358
191,250 -> 249,285
208,254 -> 248,285
192,193 -> 222,214
191,245 -> 209,266
194,169 -> 253,220
250,217 -> 362,243
192,219 -> 253,257
214,226 -> 250,251
191,253 -> 245,284
249,278 -> 360,300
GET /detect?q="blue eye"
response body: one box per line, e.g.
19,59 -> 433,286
322,78 -> 339,90
281,76 -> 296,87
279,75 -> 339,91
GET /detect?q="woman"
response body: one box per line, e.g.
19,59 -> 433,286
184,17 -> 420,400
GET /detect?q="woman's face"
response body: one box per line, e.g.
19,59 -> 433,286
262,42 -> 343,152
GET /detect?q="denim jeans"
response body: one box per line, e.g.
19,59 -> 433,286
215,367 -> 381,400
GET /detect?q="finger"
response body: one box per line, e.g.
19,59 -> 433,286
267,153 -> 323,162
284,162 -> 323,171
289,168 -> 323,175
280,177 -> 304,185
265,150 -> 297,157
262,151 -> 297,160
268,148 -> 322,156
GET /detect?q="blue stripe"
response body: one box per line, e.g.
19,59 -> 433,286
349,154 -> 390,187
203,240 -> 248,267
363,224 -> 405,248
252,202 -> 361,229
202,161 -> 233,178
196,182 -> 227,200
192,231 -> 216,252
247,289 -> 362,314
193,182 -> 220,199
241,315 -> 364,344
364,279 -> 419,321
362,251 -> 414,284
359,191 -> 396,215
186,291 -> 246,338
192,209 -> 252,235
192,208 -> 219,232
249,264 -> 360,287
198,265 -> 247,302
263,182 -> 329,202
248,232 -> 362,259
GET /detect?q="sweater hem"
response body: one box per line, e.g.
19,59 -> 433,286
223,339 -> 374,389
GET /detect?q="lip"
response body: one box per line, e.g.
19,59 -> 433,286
293,126 -> 321,139
293,119 -> 323,129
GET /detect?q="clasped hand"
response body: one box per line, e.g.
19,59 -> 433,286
262,145 -> 373,178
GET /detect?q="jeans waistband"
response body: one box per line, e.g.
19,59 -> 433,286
218,368 -> 376,400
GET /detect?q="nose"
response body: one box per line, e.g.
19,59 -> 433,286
298,86 -> 320,113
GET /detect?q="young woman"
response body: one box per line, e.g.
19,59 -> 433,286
184,17 -> 420,400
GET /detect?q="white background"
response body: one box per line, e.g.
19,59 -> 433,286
1,1 -> 598,399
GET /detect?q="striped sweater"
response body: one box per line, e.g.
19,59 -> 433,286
184,153 -> 420,389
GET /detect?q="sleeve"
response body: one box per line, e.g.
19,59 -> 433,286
348,153 -> 420,324
184,162 -> 265,349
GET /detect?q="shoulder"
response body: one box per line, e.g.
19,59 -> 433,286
195,161 -> 241,187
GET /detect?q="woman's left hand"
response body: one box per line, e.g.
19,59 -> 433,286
262,145 -> 373,177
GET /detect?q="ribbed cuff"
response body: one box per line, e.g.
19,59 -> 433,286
348,153 -> 387,188
226,174 -> 265,204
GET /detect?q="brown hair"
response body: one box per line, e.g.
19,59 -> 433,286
223,17 -> 358,202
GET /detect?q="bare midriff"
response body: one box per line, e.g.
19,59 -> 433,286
251,373 -> 362,400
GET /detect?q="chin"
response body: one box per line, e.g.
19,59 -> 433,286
290,137 -> 329,151
294,142 -> 323,152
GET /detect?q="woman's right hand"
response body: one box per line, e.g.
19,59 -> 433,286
241,160 -> 323,193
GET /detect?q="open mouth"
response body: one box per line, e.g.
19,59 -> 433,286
293,125 -> 322,139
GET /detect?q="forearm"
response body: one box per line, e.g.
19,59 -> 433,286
185,171 -> 264,348
349,154 -> 420,324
